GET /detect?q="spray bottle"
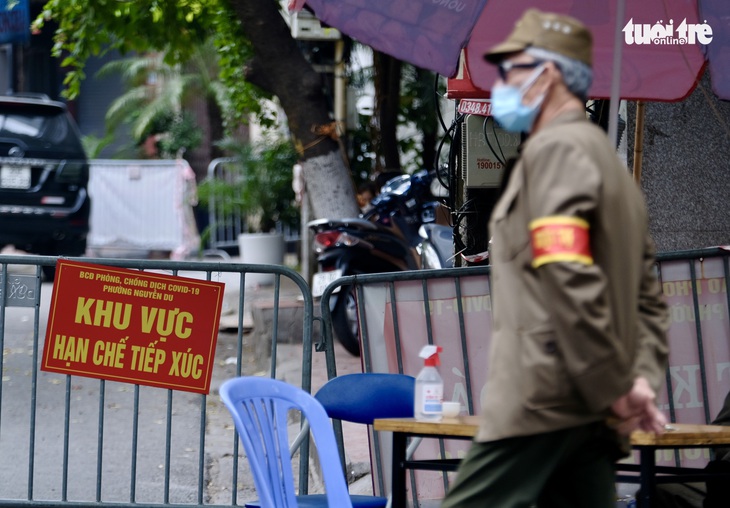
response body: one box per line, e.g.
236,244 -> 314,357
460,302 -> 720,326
414,345 -> 443,421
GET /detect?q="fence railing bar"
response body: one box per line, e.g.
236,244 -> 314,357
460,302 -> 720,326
28,269 -> 43,502
371,427 -> 385,496
230,271 -> 243,505
130,385 -> 140,503
356,282 -> 376,375
236,272 -> 246,378
655,262 -> 679,430
656,247 -> 729,262
688,260 -> 712,424
421,279 -> 434,346
453,276 -> 475,417
163,390 -> 174,504
0,264 -> 6,437
62,376 -> 71,501
197,393 -> 207,505
388,281 -> 405,375
96,379 -> 106,502
299,276 -> 314,497
270,275 -> 281,380
231,427 -> 240,506
197,271 -> 213,504
387,282 -> 403,374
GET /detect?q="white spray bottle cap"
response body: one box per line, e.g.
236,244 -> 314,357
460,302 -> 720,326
419,345 -> 442,366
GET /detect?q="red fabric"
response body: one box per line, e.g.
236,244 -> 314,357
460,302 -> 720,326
529,217 -> 593,268
301,0 -> 726,101
465,0 -> 707,101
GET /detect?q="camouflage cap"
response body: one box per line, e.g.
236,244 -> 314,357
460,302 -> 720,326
483,8 -> 592,67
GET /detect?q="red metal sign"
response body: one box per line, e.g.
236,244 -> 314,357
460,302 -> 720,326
446,52 -> 489,100
41,260 -> 225,394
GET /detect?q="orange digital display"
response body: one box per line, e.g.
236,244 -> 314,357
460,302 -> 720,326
41,260 -> 225,394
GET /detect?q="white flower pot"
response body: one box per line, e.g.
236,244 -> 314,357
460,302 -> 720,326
238,233 -> 285,287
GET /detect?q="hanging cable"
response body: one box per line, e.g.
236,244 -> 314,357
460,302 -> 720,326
482,115 -> 506,167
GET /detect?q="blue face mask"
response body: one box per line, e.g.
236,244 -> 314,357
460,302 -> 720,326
490,65 -> 546,133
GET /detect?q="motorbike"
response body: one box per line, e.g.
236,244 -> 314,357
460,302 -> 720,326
418,222 -> 455,270
309,170 -> 453,356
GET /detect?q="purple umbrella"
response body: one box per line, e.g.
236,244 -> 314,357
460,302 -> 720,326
293,0 -> 729,101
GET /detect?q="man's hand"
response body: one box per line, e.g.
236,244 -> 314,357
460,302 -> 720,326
610,376 -> 667,435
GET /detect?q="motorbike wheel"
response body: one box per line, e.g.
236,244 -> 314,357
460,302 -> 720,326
332,284 -> 361,356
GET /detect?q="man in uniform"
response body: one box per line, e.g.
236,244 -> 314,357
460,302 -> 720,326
440,9 -> 670,508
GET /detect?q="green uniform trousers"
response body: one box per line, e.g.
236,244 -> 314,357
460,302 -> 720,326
440,422 -> 620,508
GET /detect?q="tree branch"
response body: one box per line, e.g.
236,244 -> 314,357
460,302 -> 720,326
229,0 -> 337,157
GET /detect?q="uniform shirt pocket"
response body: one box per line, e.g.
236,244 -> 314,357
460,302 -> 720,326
491,195 -> 530,262
520,328 -> 572,410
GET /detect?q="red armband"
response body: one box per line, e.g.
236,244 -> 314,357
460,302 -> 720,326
529,216 -> 593,268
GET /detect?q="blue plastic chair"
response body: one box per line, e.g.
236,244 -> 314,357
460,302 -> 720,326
315,372 -> 415,424
220,376 -> 386,508
315,373 -> 416,508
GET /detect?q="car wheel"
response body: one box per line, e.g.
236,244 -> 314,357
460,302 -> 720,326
41,264 -> 56,282
40,237 -> 86,281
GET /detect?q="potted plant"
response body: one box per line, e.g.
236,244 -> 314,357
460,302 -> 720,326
197,135 -> 300,284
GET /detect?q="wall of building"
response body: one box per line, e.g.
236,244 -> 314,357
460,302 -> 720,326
630,71 -> 730,253
77,51 -> 134,158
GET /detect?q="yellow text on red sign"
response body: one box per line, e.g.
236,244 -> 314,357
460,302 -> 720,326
41,260 -> 225,394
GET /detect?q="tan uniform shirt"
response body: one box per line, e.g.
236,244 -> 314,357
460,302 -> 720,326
477,110 -> 669,442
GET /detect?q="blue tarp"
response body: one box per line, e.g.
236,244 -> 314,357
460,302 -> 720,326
0,0 -> 29,45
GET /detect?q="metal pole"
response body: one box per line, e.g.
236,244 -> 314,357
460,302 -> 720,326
608,0 -> 626,147
633,101 -> 645,185
334,39 -> 346,136
300,186 -> 312,284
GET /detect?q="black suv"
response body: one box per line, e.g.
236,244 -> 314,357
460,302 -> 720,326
0,95 -> 90,276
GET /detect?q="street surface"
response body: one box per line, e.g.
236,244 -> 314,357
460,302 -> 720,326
0,271 -> 369,505
0,280 -> 204,503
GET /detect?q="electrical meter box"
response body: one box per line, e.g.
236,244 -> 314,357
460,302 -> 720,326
461,113 -> 521,188
290,10 -> 341,40
279,1 -> 341,41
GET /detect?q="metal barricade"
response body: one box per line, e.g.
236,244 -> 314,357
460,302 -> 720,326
2,246 -> 725,507
204,158 -> 300,258
205,158 -> 246,256
317,247 -> 730,505
317,265 -> 491,505
0,254 -> 314,507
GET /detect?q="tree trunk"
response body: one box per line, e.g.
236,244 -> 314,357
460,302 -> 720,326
417,67 -> 437,171
373,51 -> 402,171
228,0 -> 360,220
207,96 -> 226,162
